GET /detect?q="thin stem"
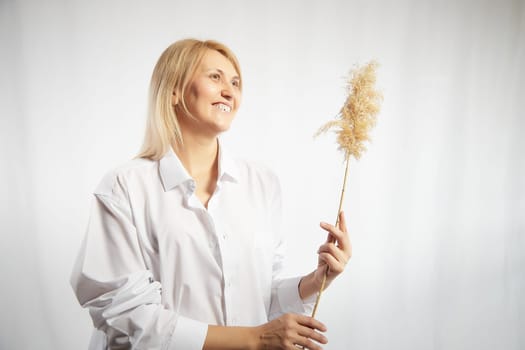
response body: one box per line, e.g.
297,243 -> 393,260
311,156 -> 350,318
335,155 -> 351,227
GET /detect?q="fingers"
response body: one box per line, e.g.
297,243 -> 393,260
295,314 -> 327,332
338,211 -> 348,236
295,336 -> 325,350
318,242 -> 347,261
318,212 -> 352,275
318,251 -> 346,274
260,313 -> 328,349
318,243 -> 348,272
292,328 -> 328,350
293,315 -> 328,349
320,216 -> 350,253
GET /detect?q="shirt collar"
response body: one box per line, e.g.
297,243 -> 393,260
159,139 -> 239,192
218,142 -> 239,184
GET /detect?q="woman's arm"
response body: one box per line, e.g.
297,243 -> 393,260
203,313 -> 328,350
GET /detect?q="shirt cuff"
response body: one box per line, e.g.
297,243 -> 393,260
166,316 -> 208,350
277,276 -> 316,315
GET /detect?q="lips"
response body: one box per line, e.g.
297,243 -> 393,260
213,102 -> 232,113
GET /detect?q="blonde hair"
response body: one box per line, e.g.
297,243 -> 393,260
137,39 -> 242,160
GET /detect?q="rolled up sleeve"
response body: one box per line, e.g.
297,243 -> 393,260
70,173 -> 207,350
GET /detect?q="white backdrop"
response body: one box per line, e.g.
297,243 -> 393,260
1,0 -> 524,349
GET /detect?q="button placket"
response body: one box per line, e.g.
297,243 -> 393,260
221,232 -> 236,325
210,212 -> 237,325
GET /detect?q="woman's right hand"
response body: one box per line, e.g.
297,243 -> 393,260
254,313 -> 328,350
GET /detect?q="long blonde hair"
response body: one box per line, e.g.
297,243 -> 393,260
137,39 -> 242,160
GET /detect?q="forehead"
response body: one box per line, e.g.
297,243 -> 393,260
198,49 -> 239,77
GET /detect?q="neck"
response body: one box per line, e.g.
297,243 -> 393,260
173,134 -> 219,178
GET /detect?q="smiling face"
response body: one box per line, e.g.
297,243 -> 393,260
175,49 -> 242,140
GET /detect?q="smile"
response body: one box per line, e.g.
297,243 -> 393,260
214,103 -> 232,113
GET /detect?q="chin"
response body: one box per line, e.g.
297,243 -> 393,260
216,124 -> 233,134
203,123 -> 232,137
215,118 -> 235,132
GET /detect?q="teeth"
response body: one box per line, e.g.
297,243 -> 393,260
215,103 -> 231,112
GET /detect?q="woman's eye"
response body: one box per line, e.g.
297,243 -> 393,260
210,73 -> 220,80
232,80 -> 240,88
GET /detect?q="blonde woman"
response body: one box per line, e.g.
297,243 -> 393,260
71,39 -> 351,350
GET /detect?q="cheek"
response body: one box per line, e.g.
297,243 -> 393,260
235,93 -> 242,109
197,82 -> 219,99
186,81 -> 215,104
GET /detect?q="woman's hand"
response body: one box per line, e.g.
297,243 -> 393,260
314,211 -> 352,288
254,313 -> 328,350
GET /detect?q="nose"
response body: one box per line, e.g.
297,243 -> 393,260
221,85 -> 233,101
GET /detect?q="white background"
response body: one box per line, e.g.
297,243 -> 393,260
1,0 -> 524,349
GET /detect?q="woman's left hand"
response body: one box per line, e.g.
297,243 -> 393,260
314,211 -> 352,288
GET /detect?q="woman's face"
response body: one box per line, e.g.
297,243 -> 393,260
176,49 -> 241,138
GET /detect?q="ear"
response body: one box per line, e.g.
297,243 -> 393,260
172,90 -> 179,106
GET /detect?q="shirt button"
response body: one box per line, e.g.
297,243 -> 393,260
222,232 -> 227,239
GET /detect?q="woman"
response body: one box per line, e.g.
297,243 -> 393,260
71,39 -> 351,350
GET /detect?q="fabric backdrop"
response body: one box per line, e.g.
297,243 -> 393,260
1,0 -> 524,349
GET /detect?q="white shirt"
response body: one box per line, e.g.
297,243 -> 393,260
70,144 -> 315,349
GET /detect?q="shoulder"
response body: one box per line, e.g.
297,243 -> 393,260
94,157 -> 157,198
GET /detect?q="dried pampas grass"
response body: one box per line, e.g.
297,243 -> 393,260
311,61 -> 382,319
316,61 -> 382,160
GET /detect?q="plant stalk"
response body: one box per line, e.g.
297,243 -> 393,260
311,156 -> 350,318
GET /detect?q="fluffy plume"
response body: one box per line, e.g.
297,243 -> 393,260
316,61 -> 382,160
